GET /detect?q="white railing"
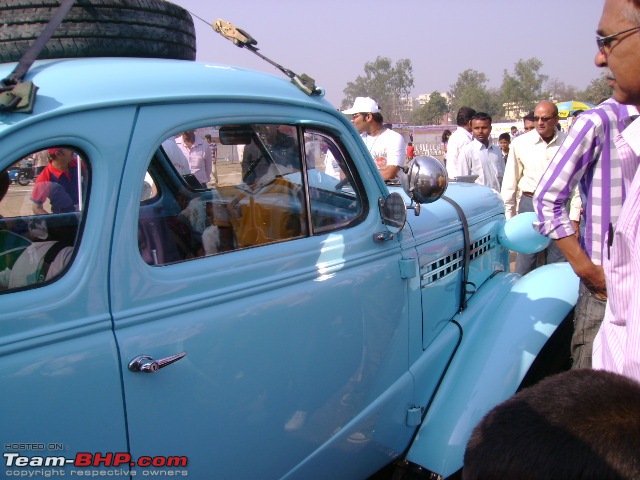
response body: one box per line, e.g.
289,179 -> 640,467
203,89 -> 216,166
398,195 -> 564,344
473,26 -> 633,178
414,142 -> 445,157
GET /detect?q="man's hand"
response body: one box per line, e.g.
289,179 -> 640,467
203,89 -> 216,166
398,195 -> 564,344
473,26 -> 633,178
579,262 -> 606,299
555,235 -> 606,298
379,164 -> 400,182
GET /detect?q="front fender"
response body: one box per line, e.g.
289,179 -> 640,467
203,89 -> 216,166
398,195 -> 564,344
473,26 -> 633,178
405,263 -> 579,477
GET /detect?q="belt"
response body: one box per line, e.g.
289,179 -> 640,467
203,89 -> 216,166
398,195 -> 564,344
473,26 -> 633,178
522,191 -> 534,198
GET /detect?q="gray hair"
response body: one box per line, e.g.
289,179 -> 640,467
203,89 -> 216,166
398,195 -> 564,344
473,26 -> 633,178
623,0 -> 640,24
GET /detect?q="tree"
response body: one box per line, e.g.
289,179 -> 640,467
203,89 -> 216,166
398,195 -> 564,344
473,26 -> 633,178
342,56 -> 414,123
580,74 -> 613,104
448,69 -> 503,119
500,58 -> 549,113
546,78 -> 579,102
411,91 -> 448,125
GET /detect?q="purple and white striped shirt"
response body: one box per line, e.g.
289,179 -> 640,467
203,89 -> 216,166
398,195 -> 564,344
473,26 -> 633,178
593,117 -> 640,381
533,98 -> 639,264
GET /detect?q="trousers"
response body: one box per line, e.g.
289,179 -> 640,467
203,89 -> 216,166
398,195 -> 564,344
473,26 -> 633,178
571,280 -> 607,368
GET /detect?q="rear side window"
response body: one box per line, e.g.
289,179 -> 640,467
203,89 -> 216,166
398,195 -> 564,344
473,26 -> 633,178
0,148 -> 89,292
138,124 -> 364,266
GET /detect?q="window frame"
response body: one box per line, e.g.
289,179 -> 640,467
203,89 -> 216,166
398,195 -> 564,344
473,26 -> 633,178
0,146 -> 91,294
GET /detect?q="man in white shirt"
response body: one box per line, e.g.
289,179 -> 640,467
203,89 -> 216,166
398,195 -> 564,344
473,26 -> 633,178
501,100 -> 581,275
591,0 -> 640,382
459,112 -> 504,191
162,138 -> 190,176
342,97 -> 406,182
175,130 -> 212,187
445,106 -> 476,179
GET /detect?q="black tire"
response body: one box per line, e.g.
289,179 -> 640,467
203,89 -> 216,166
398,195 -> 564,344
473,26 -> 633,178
517,311 -> 574,391
17,172 -> 30,186
0,0 -> 196,63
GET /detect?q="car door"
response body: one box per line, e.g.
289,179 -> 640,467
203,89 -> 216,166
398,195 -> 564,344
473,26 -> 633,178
110,102 -> 414,479
0,108 -> 135,475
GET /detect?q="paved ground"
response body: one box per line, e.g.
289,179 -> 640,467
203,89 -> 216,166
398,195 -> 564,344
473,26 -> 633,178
0,182 -> 36,217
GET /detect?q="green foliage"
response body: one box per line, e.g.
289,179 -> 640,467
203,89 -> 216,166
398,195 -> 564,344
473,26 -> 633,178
448,69 -> 503,119
340,55 -> 611,125
411,91 -> 448,125
342,56 -> 414,123
579,74 -> 613,104
500,58 -> 549,113
547,78 -> 579,103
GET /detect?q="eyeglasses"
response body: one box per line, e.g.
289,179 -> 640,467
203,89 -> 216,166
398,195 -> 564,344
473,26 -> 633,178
596,25 -> 640,55
533,115 -> 557,122
352,113 -> 368,120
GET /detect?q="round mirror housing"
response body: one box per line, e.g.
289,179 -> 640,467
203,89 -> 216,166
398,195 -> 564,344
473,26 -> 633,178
379,192 -> 407,234
498,212 -> 551,254
401,156 -> 448,204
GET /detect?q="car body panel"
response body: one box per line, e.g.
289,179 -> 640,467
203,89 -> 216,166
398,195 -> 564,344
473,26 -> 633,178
107,100 -> 415,478
406,263 -> 579,476
0,106 -> 136,463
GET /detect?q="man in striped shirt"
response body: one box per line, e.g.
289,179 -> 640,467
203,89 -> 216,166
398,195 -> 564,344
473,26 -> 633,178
593,119 -> 640,381
591,0 -> 640,381
534,98 -> 639,368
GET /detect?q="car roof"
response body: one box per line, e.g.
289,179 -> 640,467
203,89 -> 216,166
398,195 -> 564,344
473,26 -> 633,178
0,57 -> 335,132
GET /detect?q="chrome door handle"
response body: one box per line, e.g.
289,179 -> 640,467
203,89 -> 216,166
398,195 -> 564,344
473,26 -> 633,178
128,352 -> 186,373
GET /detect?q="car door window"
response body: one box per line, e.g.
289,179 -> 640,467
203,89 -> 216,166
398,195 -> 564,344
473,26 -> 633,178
138,124 -> 364,266
0,148 -> 89,292
303,130 -> 363,233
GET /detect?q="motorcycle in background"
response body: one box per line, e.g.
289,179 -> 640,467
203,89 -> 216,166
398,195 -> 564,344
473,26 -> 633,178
8,158 -> 35,186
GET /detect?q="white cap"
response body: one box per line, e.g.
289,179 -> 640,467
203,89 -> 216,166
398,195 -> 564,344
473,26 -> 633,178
342,97 -> 380,115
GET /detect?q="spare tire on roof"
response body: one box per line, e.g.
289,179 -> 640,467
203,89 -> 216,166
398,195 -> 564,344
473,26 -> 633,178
0,0 -> 196,63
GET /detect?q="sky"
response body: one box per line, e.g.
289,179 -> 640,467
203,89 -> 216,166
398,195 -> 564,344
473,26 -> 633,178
170,0 -> 606,108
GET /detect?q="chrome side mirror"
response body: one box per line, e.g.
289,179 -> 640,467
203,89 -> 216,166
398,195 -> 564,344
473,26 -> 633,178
498,212 -> 551,254
379,192 -> 407,235
401,156 -> 448,210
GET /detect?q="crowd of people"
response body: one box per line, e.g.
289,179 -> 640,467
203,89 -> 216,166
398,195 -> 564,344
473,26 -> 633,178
343,0 -> 640,391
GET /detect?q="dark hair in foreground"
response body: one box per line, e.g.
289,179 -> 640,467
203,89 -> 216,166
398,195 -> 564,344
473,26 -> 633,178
498,132 -> 511,142
463,369 -> 640,480
456,107 -> 477,126
370,112 -> 384,124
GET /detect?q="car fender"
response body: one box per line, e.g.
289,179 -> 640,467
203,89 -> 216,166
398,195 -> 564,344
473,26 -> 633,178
405,262 -> 579,477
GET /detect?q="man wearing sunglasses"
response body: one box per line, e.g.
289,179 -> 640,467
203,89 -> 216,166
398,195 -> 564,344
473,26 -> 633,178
501,100 -> 580,275
342,97 -> 406,183
590,0 -> 640,382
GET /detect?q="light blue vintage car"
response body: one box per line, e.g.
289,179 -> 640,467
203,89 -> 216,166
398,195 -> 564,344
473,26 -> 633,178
0,19 -> 578,480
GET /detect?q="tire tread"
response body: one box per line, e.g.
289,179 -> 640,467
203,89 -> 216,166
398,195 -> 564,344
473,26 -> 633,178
0,0 -> 196,62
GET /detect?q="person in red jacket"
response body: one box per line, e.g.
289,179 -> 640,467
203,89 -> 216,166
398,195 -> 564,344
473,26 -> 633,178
406,142 -> 415,160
